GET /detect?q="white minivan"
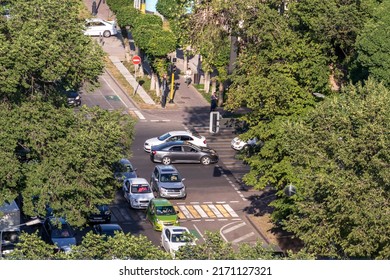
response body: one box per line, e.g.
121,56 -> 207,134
122,178 -> 154,209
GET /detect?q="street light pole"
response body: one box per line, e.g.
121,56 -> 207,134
0,218 -> 41,259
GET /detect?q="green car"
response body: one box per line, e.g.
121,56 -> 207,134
146,198 -> 180,231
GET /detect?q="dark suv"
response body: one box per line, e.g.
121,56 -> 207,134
150,165 -> 186,199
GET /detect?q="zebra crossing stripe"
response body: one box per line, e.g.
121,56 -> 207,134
174,206 -> 186,219
193,205 -> 208,218
178,205 -> 193,219
208,205 -> 224,218
215,204 -> 230,218
201,205 -> 216,218
222,204 -> 239,218
187,205 -> 202,219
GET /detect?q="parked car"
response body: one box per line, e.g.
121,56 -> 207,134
113,158 -> 137,182
231,136 -> 259,151
150,165 -> 186,199
93,224 -> 123,239
122,178 -> 155,209
144,130 -> 207,153
84,18 -> 118,37
65,90 -> 81,106
161,226 -> 196,258
150,141 -> 218,165
41,217 -> 76,252
88,204 -> 111,223
146,198 -> 180,231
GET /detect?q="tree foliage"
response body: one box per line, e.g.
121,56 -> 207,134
8,230 -> 312,260
0,0 -> 105,102
116,5 -> 141,28
0,102 -> 135,227
271,79 -> 390,259
354,0 -> 390,87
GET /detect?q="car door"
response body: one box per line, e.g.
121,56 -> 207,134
151,168 -> 159,192
182,145 -> 200,162
162,228 -> 171,252
123,180 -> 130,202
167,145 -> 185,162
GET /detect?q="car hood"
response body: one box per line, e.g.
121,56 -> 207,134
52,237 -> 76,251
144,137 -> 162,146
159,182 -> 184,189
129,193 -> 154,200
157,214 -> 178,222
170,241 -> 195,252
123,172 -> 137,179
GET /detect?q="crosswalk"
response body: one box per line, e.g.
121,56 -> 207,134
174,203 -> 240,221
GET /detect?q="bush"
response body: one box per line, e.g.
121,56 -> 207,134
116,5 -> 141,28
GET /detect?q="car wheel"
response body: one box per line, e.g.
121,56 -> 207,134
103,30 -> 111,37
200,156 -> 211,165
162,156 -> 171,165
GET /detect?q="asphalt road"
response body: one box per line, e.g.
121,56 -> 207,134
79,69 -> 266,249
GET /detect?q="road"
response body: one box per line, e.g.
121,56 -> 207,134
81,66 -> 266,249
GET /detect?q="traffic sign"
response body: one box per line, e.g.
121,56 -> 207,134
132,55 -> 141,65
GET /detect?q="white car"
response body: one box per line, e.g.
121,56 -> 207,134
161,226 -> 196,258
122,178 -> 155,209
231,136 -> 258,151
84,18 -> 118,37
144,130 -> 207,152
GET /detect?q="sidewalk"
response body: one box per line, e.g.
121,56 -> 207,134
83,0 -> 210,111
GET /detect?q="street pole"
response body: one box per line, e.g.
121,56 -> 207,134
168,71 -> 174,103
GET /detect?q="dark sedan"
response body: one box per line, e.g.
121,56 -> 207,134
150,141 -> 218,165
93,224 -> 123,240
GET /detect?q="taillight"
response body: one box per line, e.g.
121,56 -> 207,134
203,140 -> 207,144
152,151 -> 157,155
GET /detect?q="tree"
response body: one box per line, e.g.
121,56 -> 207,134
272,79 -> 390,259
354,0 -> 390,87
0,0 -> 105,102
0,102 -> 135,227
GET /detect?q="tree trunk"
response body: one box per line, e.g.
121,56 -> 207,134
218,81 -> 224,106
211,79 -> 217,94
204,72 -> 210,93
183,54 -> 188,75
150,72 -> 156,91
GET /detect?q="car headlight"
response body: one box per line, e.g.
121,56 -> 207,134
104,211 -> 111,215
160,187 -> 167,192
75,96 -> 80,100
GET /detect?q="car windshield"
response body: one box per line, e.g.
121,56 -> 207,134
51,223 -> 75,238
172,233 -> 191,243
102,229 -> 121,237
156,206 -> 176,216
158,133 -> 171,141
124,164 -> 134,172
131,184 -> 151,193
160,173 -> 180,182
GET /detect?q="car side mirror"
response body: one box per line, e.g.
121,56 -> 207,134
182,178 -> 186,182
154,178 -> 158,182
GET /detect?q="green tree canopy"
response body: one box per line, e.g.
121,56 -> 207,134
0,102 -> 135,227
0,0 -> 105,102
355,0 -> 390,87
272,79 -> 390,259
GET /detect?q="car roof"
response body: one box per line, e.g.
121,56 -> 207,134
155,165 -> 178,173
127,177 -> 149,184
151,198 -> 173,207
166,131 -> 192,136
98,224 -> 122,230
165,226 -> 189,233
119,158 -> 132,165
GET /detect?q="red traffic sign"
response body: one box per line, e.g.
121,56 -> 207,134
132,55 -> 141,65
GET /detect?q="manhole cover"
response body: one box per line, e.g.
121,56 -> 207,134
105,95 -> 120,101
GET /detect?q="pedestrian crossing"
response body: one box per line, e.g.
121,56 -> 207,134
174,203 -> 240,220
